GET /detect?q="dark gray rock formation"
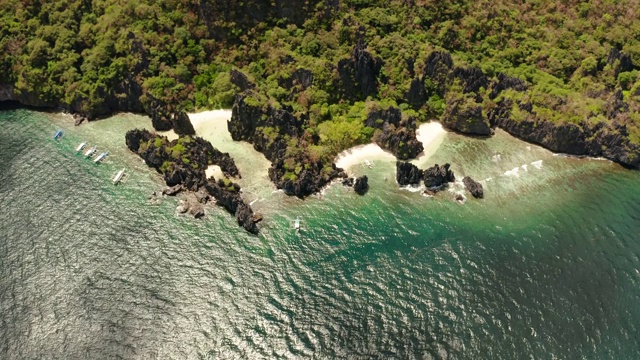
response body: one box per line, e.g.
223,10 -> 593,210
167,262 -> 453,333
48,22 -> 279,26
462,176 -> 484,198
353,176 -> 369,195
423,163 -> 455,188
441,95 -> 492,136
396,162 -> 423,185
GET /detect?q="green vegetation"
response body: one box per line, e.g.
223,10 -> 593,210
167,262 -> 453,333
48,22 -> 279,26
1,0 -> 640,149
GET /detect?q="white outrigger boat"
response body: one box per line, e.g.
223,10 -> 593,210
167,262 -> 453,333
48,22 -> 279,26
290,216 -> 304,232
84,145 -> 97,158
93,151 -> 109,163
75,142 -> 87,152
364,159 -> 372,168
112,168 -> 126,185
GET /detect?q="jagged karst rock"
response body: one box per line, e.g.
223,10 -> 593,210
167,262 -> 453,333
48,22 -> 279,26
442,95 -> 492,135
230,69 -> 254,91
204,178 -> 259,234
450,67 -> 489,94
366,107 -> 423,160
423,51 -> 453,95
396,161 -> 456,191
337,42 -> 382,100
342,177 -> 355,187
396,162 -> 424,185
125,129 -> 154,152
172,111 -> 196,136
489,73 -> 527,99
606,48 -> 634,76
144,95 -> 195,135
423,163 -> 455,188
279,68 -> 314,90
604,89 -> 629,119
462,176 -> 484,198
229,91 -> 345,197
353,175 -> 369,195
125,129 -> 258,233
406,77 -> 427,109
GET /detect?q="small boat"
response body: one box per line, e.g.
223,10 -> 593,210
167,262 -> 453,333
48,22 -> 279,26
75,142 -> 87,152
84,145 -> 97,158
112,168 -> 126,185
93,151 -> 109,163
364,160 -> 372,168
53,130 -> 63,140
290,216 -> 304,232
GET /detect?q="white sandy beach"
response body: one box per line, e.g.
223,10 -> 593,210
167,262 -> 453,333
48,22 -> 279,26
334,121 -> 447,171
412,122 -> 447,166
205,165 -> 224,179
334,143 -> 397,171
187,110 -> 275,197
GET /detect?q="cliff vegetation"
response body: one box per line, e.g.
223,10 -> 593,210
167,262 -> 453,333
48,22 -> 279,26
2,0 -> 640,173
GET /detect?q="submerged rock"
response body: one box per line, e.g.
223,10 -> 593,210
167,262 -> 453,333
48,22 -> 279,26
163,184 -> 184,196
354,175 -> 369,195
188,203 -> 205,219
462,176 -> 484,199
342,177 -> 355,187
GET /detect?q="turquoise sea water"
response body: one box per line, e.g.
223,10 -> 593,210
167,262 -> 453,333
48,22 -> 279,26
1,108 -> 640,359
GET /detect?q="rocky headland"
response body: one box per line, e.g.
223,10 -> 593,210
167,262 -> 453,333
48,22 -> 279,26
228,90 -> 348,198
125,129 -> 259,234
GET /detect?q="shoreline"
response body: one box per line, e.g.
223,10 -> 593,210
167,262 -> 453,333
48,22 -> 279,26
334,121 -> 448,172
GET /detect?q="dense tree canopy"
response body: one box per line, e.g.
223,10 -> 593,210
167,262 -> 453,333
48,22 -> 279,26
2,0 -> 640,157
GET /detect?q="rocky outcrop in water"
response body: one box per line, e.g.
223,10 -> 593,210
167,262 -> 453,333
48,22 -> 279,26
396,161 -> 424,185
125,129 -> 259,233
229,90 -> 346,198
353,176 -> 369,195
423,163 -> 455,188
462,176 -> 484,199
396,161 -> 455,191
204,178 -> 259,234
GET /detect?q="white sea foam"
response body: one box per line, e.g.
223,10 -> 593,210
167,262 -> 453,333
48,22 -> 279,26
521,164 -> 528,171
503,166 -> 520,177
531,160 -> 543,169
491,154 -> 502,163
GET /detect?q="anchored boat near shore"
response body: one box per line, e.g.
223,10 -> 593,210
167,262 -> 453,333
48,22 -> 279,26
93,151 -> 109,163
84,145 -> 97,158
53,130 -> 63,140
75,142 -> 87,152
112,168 -> 126,185
290,216 -> 304,232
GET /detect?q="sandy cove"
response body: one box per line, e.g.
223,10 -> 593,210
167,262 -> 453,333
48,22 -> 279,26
334,122 -> 447,171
